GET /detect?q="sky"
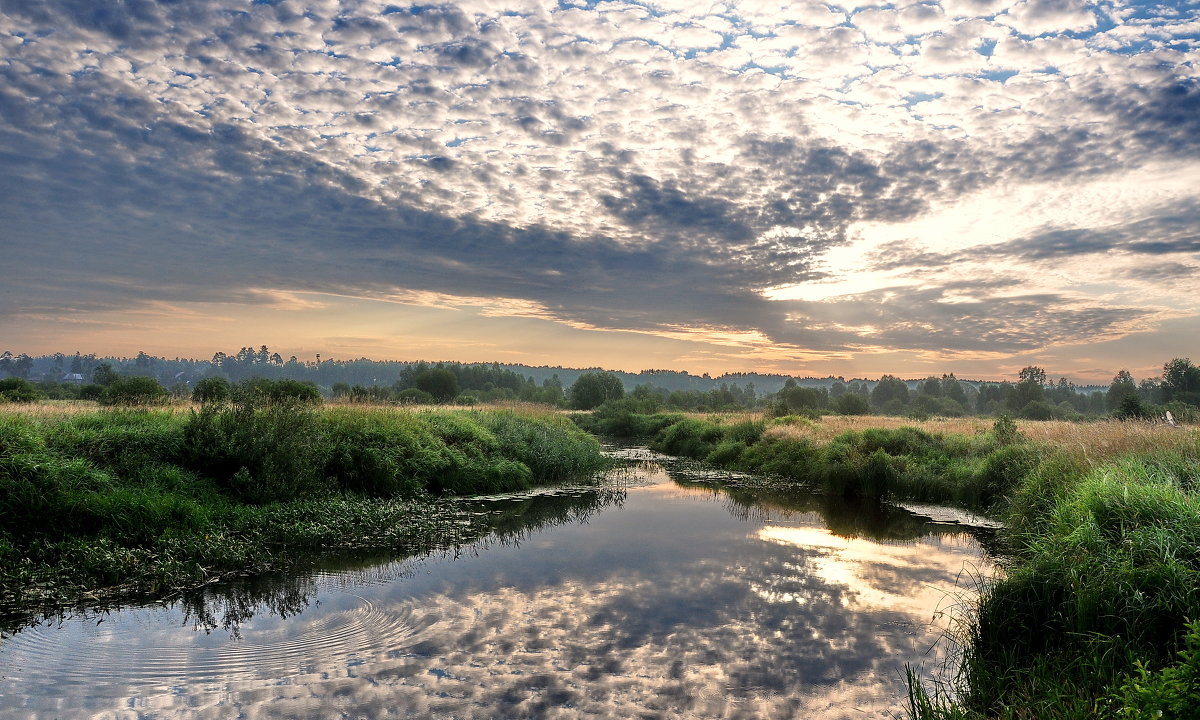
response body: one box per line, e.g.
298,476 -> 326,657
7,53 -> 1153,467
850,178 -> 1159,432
1,0 -> 1198,382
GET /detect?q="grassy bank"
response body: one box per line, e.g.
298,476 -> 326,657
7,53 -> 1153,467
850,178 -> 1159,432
911,448 -> 1200,719
0,402 -> 606,629
576,408 -> 1039,509
577,406 -> 1200,718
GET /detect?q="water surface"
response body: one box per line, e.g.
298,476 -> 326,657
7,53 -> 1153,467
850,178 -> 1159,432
0,448 -> 991,719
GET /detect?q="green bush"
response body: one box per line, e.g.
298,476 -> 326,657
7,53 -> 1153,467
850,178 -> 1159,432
395,387 -> 435,404
964,444 -> 1040,509
833,393 -> 870,415
0,377 -> 44,403
192,377 -> 231,404
651,418 -> 724,459
182,401 -> 330,504
1110,619 -> 1200,718
100,376 -> 168,406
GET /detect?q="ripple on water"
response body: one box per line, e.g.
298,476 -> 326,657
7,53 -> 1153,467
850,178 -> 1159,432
1,588 -> 443,689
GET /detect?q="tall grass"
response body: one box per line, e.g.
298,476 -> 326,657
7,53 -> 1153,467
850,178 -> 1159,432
908,446 -> 1200,719
594,411 -> 1026,508
0,403 -> 607,629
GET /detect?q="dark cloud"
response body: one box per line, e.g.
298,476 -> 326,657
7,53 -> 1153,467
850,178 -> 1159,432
778,284 -> 1149,353
1,0 -> 1197,360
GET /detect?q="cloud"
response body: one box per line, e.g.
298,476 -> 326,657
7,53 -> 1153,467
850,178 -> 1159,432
1,0 -> 1198,368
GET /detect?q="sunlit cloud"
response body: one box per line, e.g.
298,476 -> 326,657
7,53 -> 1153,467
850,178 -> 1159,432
1,0 -> 1198,376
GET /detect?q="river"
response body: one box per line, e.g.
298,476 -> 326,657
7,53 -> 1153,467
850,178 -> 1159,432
0,445 -> 993,719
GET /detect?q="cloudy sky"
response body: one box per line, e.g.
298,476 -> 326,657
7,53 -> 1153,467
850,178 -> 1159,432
2,0 -> 1197,381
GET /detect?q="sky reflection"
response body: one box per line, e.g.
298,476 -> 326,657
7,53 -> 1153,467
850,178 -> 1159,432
0,462 -> 989,719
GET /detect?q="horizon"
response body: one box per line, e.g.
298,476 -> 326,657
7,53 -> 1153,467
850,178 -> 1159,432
6,345 -> 1157,387
3,1 -> 1198,384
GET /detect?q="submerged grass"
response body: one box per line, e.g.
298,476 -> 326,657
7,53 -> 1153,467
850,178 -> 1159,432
0,403 -> 607,629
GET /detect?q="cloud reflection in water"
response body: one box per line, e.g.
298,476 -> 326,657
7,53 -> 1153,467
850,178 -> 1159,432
0,464 -> 989,719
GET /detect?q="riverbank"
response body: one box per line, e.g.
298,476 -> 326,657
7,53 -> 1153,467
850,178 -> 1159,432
575,407 -> 1200,718
0,403 -> 607,630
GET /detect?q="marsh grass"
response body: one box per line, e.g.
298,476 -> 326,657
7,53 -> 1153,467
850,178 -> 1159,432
0,403 -> 607,630
906,444 -> 1200,720
576,407 -> 1200,718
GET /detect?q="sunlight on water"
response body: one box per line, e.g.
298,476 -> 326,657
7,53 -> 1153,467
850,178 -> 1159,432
0,450 -> 991,719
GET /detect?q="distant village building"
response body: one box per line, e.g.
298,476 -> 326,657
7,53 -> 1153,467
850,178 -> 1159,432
62,373 -> 85,383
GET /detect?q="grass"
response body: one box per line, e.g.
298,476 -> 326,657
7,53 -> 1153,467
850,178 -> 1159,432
0,401 -> 608,630
910,448 -> 1200,719
583,410 -> 1027,509
577,405 -> 1200,718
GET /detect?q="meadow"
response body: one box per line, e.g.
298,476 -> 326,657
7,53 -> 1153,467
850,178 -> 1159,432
575,405 -> 1200,719
0,400 -> 607,629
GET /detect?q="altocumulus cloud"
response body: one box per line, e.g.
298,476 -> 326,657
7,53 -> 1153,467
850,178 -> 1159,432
1,0 -> 1198,363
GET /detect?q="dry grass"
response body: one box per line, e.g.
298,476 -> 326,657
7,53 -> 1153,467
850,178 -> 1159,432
763,414 -> 992,444
1016,418 -> 1199,467
761,414 -> 1199,467
0,399 -> 110,418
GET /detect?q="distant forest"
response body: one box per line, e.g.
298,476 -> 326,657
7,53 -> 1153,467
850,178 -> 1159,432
1,347 -> 1197,421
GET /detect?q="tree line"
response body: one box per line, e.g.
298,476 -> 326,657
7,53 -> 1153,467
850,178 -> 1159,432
1,347 -> 1197,421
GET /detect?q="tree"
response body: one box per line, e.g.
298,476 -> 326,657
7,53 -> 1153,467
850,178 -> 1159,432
870,375 -> 909,411
569,371 -> 625,410
1107,370 -> 1138,411
943,373 -> 968,406
1018,366 -> 1047,386
1162,358 -> 1200,405
1115,393 -> 1149,420
92,363 -> 120,386
0,377 -> 44,402
833,392 -> 869,415
778,386 -> 828,413
10,353 -> 33,379
1009,366 -> 1046,411
415,368 -> 460,403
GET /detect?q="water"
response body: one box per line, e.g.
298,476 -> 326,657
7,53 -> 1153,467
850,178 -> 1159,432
0,448 -> 992,719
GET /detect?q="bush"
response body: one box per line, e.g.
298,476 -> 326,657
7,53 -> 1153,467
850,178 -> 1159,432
833,393 -> 870,415
0,377 -> 44,403
192,377 -> 231,404
651,418 -> 724,459
415,369 -> 459,403
992,415 -> 1021,445
182,401 -> 330,504
965,444 -> 1040,509
395,388 -> 435,404
101,376 -> 168,406
1110,619 -> 1200,718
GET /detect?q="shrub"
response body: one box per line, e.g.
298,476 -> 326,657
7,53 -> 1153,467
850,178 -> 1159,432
833,393 -> 870,415
101,376 -> 168,406
651,418 -> 723,459
1110,619 -> 1200,718
965,444 -> 1040,509
415,369 -> 460,403
182,401 -> 330,504
992,415 -> 1020,445
0,377 -> 44,403
395,388 -> 435,404
192,377 -> 231,404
